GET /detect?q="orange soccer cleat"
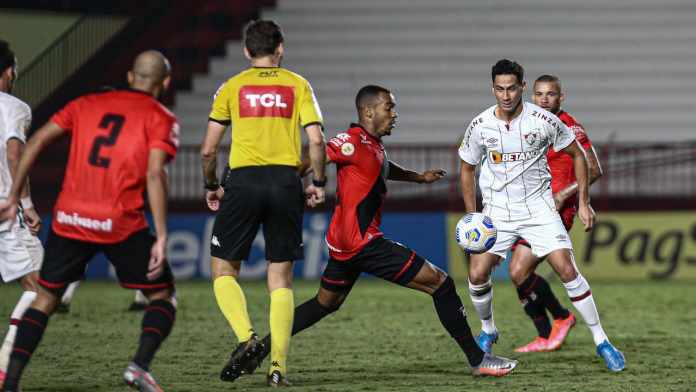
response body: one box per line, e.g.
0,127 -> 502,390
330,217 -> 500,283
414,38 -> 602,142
546,313 -> 576,351
514,336 -> 551,353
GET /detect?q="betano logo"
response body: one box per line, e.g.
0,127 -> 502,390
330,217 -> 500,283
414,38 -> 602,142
488,149 -> 540,163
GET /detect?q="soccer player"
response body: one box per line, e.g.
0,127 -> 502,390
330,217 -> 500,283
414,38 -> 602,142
459,59 -> 624,371
0,40 -> 43,385
511,74 -> 604,353
0,50 -> 179,392
200,20 -> 327,386
240,85 -> 518,381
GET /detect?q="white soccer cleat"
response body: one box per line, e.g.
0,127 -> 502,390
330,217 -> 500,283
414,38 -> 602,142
123,362 -> 164,392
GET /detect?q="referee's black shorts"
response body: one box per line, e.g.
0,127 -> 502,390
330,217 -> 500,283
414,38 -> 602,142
320,237 -> 426,292
211,165 -> 304,262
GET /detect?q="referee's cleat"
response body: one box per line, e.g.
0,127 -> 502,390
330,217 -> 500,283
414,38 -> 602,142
267,370 -> 291,387
596,340 -> 625,372
123,362 -> 164,392
220,335 -> 264,382
471,353 -> 518,377
475,330 -> 499,353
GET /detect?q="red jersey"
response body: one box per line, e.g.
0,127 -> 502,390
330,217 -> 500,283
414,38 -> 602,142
547,110 -> 593,212
325,124 -> 388,261
50,89 -> 179,244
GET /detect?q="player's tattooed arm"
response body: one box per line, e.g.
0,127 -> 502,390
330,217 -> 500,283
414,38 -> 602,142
554,144 -> 603,209
460,161 -> 477,213
387,160 -> 446,183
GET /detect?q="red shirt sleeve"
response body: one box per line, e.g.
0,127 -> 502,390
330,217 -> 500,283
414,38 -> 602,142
326,133 -> 356,164
50,98 -> 81,132
570,124 -> 592,150
148,109 -> 180,160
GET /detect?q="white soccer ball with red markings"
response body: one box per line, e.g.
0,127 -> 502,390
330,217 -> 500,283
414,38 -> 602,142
455,213 -> 497,254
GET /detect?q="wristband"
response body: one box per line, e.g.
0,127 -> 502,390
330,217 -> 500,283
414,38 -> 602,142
20,197 -> 33,209
312,177 -> 327,187
204,181 -> 220,191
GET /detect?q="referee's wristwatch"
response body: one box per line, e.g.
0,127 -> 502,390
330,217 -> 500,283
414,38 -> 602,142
312,176 -> 327,188
204,180 -> 220,191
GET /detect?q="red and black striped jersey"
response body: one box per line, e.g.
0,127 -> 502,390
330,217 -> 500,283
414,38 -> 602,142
325,124 -> 388,261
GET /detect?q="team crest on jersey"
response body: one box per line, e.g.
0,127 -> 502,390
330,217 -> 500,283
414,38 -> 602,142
341,142 -> 355,156
523,129 -> 544,149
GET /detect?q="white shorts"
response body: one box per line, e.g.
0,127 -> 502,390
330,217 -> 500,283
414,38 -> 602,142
0,224 -> 44,283
487,209 -> 573,258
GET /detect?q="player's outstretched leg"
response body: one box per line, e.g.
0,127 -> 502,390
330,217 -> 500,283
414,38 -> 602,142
1,287 -> 57,392
124,288 -> 176,392
0,275 -> 37,383
549,250 -> 625,371
513,273 -> 552,352
410,262 -> 516,377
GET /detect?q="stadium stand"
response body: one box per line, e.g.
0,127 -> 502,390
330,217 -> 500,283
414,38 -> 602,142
175,0 -> 696,145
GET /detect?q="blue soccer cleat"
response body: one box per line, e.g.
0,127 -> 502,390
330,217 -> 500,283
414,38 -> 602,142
476,330 -> 499,353
596,340 -> 625,372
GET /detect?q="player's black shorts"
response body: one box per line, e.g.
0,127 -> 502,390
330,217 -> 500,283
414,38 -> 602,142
320,237 -> 426,292
211,165 -> 304,262
38,229 -> 174,292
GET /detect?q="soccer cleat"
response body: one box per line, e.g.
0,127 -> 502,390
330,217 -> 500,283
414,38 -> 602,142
220,335 -> 264,382
471,353 -> 518,377
596,340 -> 625,372
514,336 -> 550,353
123,362 -> 164,392
546,313 -> 576,351
267,370 -> 291,387
128,302 -> 148,312
475,330 -> 499,353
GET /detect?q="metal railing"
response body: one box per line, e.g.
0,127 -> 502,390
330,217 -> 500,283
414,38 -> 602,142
168,141 -> 696,204
14,15 -> 129,109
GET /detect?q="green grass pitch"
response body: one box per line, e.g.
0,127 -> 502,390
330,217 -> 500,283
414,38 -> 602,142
1,280 -> 695,391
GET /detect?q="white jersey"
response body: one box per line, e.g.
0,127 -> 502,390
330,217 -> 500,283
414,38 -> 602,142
459,102 -> 575,221
0,92 -> 31,231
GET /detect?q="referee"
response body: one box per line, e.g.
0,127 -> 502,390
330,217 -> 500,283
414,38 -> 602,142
200,20 -> 326,387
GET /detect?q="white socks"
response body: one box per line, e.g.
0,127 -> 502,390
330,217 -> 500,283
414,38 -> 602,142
563,274 -> 608,345
61,281 -> 81,305
468,279 -> 496,334
0,291 -> 37,371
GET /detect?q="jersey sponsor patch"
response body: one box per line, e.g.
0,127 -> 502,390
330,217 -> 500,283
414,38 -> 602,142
489,149 -> 541,163
239,85 -> 295,118
341,142 -> 355,156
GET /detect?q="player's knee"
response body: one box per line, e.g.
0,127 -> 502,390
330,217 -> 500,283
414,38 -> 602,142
432,275 -> 455,298
508,262 -> 528,287
316,291 -> 345,313
20,272 -> 39,292
558,264 -> 578,283
33,288 -> 59,315
468,267 -> 490,286
143,287 -> 175,305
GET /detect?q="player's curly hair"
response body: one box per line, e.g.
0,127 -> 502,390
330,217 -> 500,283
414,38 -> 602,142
0,40 -> 16,73
244,20 -> 284,58
491,59 -> 524,84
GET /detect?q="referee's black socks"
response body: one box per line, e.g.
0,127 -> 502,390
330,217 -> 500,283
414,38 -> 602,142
133,299 -> 176,371
2,308 -> 49,391
432,276 -> 485,367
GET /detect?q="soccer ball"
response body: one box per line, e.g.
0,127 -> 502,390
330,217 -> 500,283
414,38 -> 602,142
455,213 -> 497,254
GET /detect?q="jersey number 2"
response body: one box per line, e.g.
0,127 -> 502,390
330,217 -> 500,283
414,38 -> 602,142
88,114 -> 124,168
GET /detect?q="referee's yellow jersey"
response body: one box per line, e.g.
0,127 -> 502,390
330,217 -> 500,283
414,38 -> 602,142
209,67 -> 323,169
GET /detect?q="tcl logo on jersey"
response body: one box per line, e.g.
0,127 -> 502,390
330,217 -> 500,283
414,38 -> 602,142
239,85 -> 294,118
489,149 -> 541,163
